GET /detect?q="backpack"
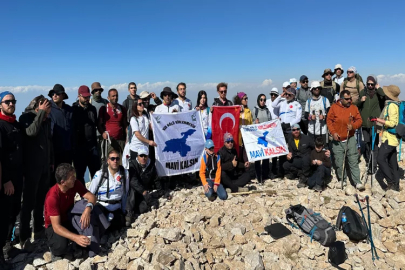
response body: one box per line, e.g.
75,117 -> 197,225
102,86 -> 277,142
320,81 -> 337,95
335,206 -> 368,241
95,163 -> 127,200
254,107 -> 271,122
384,101 -> 405,161
342,73 -> 364,94
285,204 -> 336,246
307,96 -> 327,114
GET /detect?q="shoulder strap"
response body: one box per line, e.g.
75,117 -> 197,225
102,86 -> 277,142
254,107 -> 259,119
203,153 -> 207,164
266,108 -> 271,120
356,79 -> 360,93
320,81 -> 324,87
119,165 -> 127,195
343,80 -> 347,90
323,97 -> 327,112
332,81 -> 337,93
95,164 -> 109,197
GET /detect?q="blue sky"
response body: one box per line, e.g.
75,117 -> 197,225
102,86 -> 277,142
1,0 -> 405,116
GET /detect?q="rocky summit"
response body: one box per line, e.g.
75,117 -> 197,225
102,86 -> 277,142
14,159 -> 405,270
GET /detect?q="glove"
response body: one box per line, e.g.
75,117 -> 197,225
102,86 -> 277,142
369,117 -> 377,122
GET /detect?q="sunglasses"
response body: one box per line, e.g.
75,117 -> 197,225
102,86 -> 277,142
219,90 -> 227,94
324,73 -> 333,76
109,157 -> 119,161
162,93 -> 170,97
139,154 -> 148,158
130,87 -> 136,90
242,97 -> 248,101
313,87 -> 321,91
302,80 -> 309,83
344,97 -> 352,101
367,83 -> 375,86
1,99 -> 17,105
137,103 -> 144,106
208,147 -> 214,151
292,128 -> 300,132
347,71 -> 354,74
93,89 -> 102,93
286,93 -> 293,97
270,93 -> 278,97
260,98 -> 266,102
225,140 -> 234,144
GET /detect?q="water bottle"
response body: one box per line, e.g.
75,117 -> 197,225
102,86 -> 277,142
342,213 -> 347,223
108,213 -> 114,222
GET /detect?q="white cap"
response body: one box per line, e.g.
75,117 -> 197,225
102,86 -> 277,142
270,87 -> 279,95
334,64 -> 343,70
310,81 -> 321,89
290,78 -> 297,84
283,81 -> 290,88
137,145 -> 149,156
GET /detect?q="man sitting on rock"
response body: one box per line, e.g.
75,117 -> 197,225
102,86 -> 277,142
218,133 -> 250,193
308,137 -> 332,192
44,164 -> 107,260
126,145 -> 163,226
200,139 -> 228,201
89,150 -> 129,231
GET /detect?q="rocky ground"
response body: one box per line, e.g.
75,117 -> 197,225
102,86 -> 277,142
10,157 -> 405,270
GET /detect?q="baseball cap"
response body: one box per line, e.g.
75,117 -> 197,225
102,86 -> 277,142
300,75 -> 308,82
291,123 -> 300,129
283,81 -> 290,88
78,85 -> 91,97
137,145 -> 149,156
311,81 -> 321,89
223,132 -> 234,142
290,78 -> 297,84
286,88 -> 297,96
205,139 -> 215,149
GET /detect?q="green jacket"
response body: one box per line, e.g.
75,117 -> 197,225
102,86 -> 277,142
358,87 -> 385,128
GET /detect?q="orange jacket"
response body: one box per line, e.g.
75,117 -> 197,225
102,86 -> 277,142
326,100 -> 362,141
199,153 -> 221,186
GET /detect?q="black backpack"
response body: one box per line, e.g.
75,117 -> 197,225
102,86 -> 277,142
336,206 -> 368,241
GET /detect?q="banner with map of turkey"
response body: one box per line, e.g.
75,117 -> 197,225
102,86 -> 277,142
240,119 -> 289,162
152,110 -> 205,176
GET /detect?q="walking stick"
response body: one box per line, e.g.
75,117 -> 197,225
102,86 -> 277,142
312,110 -> 316,138
370,124 -> 376,187
319,110 -> 323,141
341,114 -> 352,190
365,195 -> 379,261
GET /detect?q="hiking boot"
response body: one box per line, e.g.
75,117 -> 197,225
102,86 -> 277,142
297,176 -> 307,188
238,187 -> 249,193
313,185 -> 322,192
386,183 -> 400,192
125,215 -> 133,227
285,174 -> 295,180
356,183 -> 365,191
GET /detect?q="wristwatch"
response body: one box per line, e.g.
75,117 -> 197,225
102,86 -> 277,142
86,202 -> 94,211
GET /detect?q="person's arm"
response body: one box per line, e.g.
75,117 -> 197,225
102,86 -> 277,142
199,155 -> 208,186
378,104 -> 399,127
351,107 -> 363,130
23,109 -> 47,136
271,95 -> 282,108
129,166 -> 145,194
323,152 -> 332,168
326,105 -> 336,135
376,86 -> 385,97
154,97 -> 162,106
214,156 -> 221,185
97,106 -> 106,134
291,104 -> 302,126
50,216 -> 87,245
80,191 -> 97,229
88,172 -> 101,195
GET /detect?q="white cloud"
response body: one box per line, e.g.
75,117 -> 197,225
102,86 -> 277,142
259,79 -> 273,87
377,73 -> 405,84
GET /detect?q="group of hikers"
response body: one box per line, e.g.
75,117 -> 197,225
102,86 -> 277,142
0,64 -> 402,267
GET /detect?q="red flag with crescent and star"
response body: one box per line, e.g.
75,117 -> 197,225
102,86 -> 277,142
211,106 -> 241,154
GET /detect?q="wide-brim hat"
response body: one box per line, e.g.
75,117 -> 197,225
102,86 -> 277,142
48,84 -> 68,99
334,64 -> 344,73
160,87 -> 178,99
382,85 -> 400,101
322,68 -> 334,78
139,91 -> 150,99
91,82 -> 104,94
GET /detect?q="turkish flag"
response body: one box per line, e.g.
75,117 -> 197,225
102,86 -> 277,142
211,106 -> 241,154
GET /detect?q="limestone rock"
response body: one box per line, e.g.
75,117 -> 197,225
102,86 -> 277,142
53,259 -> 70,270
244,251 -> 264,270
23,265 -> 36,270
345,186 -> 356,196
370,200 -> 387,218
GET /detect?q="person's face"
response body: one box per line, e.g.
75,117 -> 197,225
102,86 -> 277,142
137,154 -> 149,165
341,94 -> 352,107
200,94 -> 207,106
224,139 -> 234,150
241,95 -> 248,106
93,89 -> 102,97
52,93 -> 63,104
270,93 -> 278,102
292,127 -> 301,138
324,73 -> 332,81
259,95 -> 266,107
136,100 -> 144,113
315,146 -> 323,152
129,85 -> 137,96
290,82 -> 297,88
367,80 -> 375,90
108,91 -> 118,105
142,98 -> 150,107
0,94 -> 16,115
62,171 -> 76,189
205,147 -> 214,155
177,85 -> 186,98
312,87 -> 321,97
286,92 -> 295,102
163,93 -> 172,104
300,79 -> 309,88
218,86 -> 227,99
335,69 -> 342,76
78,95 -> 90,106
347,70 -> 355,79
107,154 -> 120,170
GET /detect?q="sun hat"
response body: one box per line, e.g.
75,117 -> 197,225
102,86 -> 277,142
334,64 -> 344,72
205,139 -> 215,149
91,82 -> 103,94
322,68 -> 334,78
382,85 -> 400,101
347,66 -> 357,74
78,85 -> 91,97
160,87 -> 178,99
137,145 -> 149,156
48,84 -> 68,99
290,78 -> 297,84
223,132 -> 234,142
310,81 -> 321,89
270,87 -> 279,95
139,91 -> 151,99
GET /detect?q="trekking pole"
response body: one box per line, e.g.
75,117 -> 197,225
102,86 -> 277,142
319,110 -> 323,141
312,110 -> 316,138
341,114 -> 352,189
365,195 -> 379,261
370,124 -> 376,187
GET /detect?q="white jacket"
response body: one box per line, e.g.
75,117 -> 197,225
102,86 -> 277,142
271,96 -> 302,126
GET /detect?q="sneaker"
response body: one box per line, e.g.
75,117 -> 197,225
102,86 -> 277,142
356,183 -> 365,191
313,185 -> 322,192
237,187 -> 249,193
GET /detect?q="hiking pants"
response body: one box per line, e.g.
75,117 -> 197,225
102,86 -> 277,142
377,141 -> 400,188
299,119 -> 309,135
307,132 -> 327,146
221,171 -> 250,193
19,166 -> 50,243
332,136 -> 361,184
308,165 -> 331,188
204,180 -> 228,201
73,147 -> 100,186
45,223 -> 77,256
0,172 -> 23,249
362,128 -> 379,172
255,159 -> 269,182
51,150 -> 73,186
282,155 -> 311,178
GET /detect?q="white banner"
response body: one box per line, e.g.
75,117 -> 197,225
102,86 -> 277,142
152,111 -> 205,176
241,119 -> 289,162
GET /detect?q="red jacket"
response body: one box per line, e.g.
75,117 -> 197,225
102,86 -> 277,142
326,100 -> 362,141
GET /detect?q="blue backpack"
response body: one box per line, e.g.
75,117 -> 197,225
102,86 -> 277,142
385,101 -> 405,160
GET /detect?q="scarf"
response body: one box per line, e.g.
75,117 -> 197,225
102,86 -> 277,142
367,88 -> 376,99
0,111 -> 16,123
92,94 -> 101,102
323,80 -> 332,86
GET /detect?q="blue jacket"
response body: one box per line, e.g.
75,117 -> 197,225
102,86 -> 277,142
49,101 -> 73,153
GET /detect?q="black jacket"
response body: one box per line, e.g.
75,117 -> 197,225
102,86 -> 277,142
0,118 -> 23,181
218,146 -> 247,176
19,109 -> 54,173
287,134 -> 314,157
129,159 -> 161,195
212,98 -> 233,106
72,102 -> 98,151
49,101 -> 73,153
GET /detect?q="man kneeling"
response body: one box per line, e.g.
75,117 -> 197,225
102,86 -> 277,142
308,137 -> 332,192
89,150 -> 129,231
44,164 -> 106,260
200,140 -> 228,201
